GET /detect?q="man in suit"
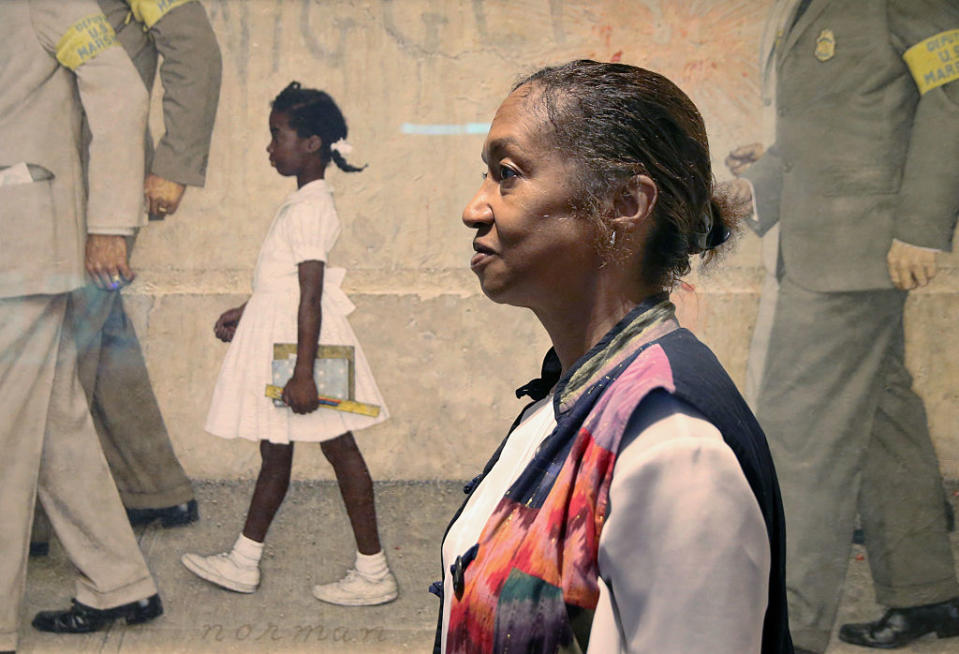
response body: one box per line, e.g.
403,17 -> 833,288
31,0 -> 222,545
725,0 -> 959,651
0,1 -> 164,650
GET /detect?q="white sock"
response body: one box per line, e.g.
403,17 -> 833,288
231,534 -> 264,568
355,550 -> 389,579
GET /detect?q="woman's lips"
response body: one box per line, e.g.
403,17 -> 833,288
470,242 -> 496,270
470,252 -> 490,269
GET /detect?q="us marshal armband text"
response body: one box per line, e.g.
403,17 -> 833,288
903,29 -> 959,95
128,0 -> 194,29
55,14 -> 116,71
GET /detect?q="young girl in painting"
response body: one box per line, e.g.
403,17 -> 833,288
181,82 -> 397,606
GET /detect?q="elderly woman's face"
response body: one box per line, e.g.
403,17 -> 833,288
462,87 -> 599,309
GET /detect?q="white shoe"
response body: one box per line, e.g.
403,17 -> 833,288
312,568 -> 398,606
181,551 -> 260,593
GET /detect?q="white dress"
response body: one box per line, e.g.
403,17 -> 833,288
205,179 -> 389,444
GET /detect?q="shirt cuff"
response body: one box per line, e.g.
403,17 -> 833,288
88,227 -> 136,236
892,238 -> 942,253
744,178 -> 760,226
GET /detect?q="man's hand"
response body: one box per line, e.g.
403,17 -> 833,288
214,304 -> 246,342
887,240 -> 938,290
716,178 -> 754,216
725,143 -> 765,177
144,173 -> 186,218
282,371 -> 320,415
85,234 -> 134,290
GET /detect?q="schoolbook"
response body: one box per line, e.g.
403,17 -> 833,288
264,343 -> 380,417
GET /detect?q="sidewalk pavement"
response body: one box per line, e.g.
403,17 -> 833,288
16,480 -> 959,653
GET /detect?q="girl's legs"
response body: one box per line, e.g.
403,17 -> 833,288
243,440 -> 295,541
313,432 -> 397,605
320,432 -> 379,554
181,440 -> 294,593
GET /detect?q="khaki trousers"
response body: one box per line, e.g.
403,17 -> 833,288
0,295 -> 157,651
757,278 -> 959,653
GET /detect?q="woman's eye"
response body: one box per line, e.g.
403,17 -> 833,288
481,171 -> 488,180
499,166 -> 517,181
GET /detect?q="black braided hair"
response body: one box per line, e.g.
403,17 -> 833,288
271,82 -> 365,173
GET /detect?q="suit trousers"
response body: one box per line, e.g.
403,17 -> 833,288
0,295 -> 158,651
69,283 -> 193,508
744,226 -> 780,409
757,277 -> 959,652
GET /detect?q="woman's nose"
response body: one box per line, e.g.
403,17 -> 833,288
462,181 -> 493,228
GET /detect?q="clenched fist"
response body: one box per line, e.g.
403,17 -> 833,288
887,240 -> 938,291
144,173 -> 186,218
725,143 -> 765,177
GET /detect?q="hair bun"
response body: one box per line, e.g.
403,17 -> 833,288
704,199 -> 731,250
689,200 -> 729,253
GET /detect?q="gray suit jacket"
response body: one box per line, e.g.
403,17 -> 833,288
99,0 -> 222,188
745,0 -> 959,292
0,0 -> 147,299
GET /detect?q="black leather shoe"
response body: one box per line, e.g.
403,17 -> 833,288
32,594 -> 162,633
126,499 -> 198,527
838,597 -> 959,648
29,541 -> 49,557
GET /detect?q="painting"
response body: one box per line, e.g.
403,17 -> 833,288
4,0 -> 957,652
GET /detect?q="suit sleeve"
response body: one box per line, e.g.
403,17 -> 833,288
147,1 -> 222,187
31,0 -> 147,234
888,0 -> 959,250
741,144 -> 784,237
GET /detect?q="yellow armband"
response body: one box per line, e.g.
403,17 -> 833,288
55,14 -> 116,71
128,0 -> 194,29
903,29 -> 959,95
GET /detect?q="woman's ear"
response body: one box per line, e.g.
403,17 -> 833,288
611,174 -> 657,233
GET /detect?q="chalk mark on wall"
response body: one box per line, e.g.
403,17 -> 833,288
299,0 -> 357,65
208,0 -> 251,80
272,0 -> 283,72
382,0 -> 450,57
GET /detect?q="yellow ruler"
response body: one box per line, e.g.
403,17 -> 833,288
264,385 -> 380,417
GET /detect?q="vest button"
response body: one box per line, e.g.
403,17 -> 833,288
452,556 -> 465,598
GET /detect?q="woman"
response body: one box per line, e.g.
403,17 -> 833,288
433,61 -> 793,653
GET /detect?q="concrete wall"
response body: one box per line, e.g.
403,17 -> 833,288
125,0 -> 959,481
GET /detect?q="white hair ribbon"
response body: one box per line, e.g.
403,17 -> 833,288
330,139 -> 353,155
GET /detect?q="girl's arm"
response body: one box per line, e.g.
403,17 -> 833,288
282,260 -> 324,414
214,301 -> 248,342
